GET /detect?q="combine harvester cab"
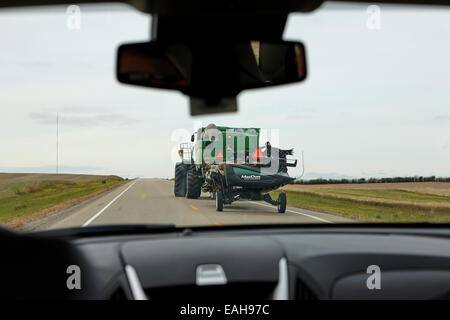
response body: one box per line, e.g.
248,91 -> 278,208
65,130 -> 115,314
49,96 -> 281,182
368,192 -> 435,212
174,124 -> 297,213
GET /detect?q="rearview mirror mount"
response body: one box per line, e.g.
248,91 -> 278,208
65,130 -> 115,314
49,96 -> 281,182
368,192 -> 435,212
190,96 -> 238,116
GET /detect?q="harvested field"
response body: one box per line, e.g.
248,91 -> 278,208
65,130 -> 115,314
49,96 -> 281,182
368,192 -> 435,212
271,182 -> 450,223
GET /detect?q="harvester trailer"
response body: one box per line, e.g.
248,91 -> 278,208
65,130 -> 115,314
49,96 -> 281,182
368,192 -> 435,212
174,124 -> 297,213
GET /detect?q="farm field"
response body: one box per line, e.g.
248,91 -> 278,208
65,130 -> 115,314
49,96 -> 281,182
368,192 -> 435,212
271,182 -> 450,223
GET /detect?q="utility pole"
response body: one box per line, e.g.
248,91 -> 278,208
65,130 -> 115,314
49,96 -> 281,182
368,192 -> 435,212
56,112 -> 59,174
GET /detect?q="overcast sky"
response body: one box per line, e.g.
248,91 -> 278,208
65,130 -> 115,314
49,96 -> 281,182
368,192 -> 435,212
0,3 -> 449,179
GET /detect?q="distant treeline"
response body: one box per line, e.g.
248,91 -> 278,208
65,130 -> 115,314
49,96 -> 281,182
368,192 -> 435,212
294,176 -> 450,185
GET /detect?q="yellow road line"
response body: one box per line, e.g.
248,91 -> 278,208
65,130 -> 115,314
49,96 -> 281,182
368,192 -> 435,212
214,222 -> 223,226
190,205 -> 199,211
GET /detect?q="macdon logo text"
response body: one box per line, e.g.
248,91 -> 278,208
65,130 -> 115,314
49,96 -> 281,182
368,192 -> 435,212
240,174 -> 261,180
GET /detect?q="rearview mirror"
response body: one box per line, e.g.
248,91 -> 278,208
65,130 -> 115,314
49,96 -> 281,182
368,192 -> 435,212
117,40 -> 307,97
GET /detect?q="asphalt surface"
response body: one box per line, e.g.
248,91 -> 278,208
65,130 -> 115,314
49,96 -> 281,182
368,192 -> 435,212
28,179 -> 353,231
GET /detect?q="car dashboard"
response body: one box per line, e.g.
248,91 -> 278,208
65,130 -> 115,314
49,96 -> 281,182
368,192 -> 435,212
55,226 -> 450,300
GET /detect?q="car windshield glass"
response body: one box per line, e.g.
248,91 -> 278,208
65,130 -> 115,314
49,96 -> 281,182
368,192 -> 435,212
1,3 -> 450,232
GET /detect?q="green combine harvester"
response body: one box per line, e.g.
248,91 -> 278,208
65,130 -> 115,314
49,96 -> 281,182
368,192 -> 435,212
174,124 -> 297,213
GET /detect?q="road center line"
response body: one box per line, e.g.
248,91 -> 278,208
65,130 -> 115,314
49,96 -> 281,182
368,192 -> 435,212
82,180 -> 139,227
190,204 -> 199,211
246,201 -> 333,224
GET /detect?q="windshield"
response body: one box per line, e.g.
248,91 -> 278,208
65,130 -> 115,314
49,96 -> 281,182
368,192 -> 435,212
1,3 -> 450,232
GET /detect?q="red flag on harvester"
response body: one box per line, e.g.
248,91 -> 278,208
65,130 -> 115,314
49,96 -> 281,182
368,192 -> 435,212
252,148 -> 264,159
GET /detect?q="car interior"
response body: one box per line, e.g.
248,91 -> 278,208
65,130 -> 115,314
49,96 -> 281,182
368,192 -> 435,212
1,0 -> 450,301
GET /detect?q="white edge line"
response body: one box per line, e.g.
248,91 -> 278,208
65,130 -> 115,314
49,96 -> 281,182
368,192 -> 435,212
82,179 -> 138,227
247,201 -> 334,224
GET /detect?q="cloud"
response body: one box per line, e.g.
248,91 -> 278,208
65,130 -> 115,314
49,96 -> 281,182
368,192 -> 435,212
29,107 -> 137,127
15,61 -> 53,68
434,115 -> 450,121
56,106 -> 107,113
0,165 -> 103,174
285,114 -> 314,120
5,3 -> 133,13
70,61 -> 95,70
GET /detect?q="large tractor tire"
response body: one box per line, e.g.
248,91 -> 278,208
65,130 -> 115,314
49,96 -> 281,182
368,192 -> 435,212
215,191 -> 223,212
174,163 -> 187,197
186,169 -> 202,199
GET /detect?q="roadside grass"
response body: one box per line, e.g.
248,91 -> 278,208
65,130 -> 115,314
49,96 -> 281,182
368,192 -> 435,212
270,190 -> 450,223
0,178 -> 124,225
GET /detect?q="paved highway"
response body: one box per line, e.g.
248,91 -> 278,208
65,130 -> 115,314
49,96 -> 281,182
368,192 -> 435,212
24,179 -> 353,231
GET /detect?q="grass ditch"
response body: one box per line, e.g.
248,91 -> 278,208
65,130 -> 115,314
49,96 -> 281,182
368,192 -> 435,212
0,177 -> 126,227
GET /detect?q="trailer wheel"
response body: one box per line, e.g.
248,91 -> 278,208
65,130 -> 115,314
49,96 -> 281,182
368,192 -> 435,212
277,192 -> 287,213
186,169 -> 202,199
215,191 -> 223,212
174,163 -> 187,197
